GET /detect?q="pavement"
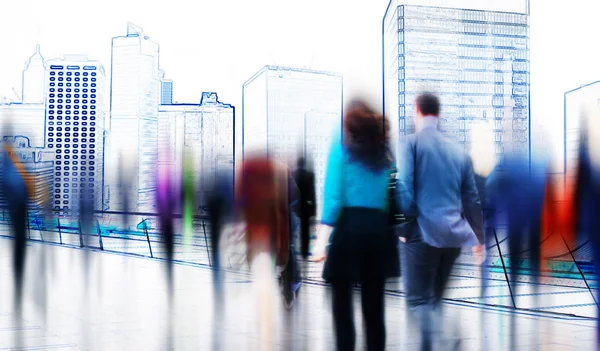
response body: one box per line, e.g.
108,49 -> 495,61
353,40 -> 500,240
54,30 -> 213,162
0,237 -> 597,350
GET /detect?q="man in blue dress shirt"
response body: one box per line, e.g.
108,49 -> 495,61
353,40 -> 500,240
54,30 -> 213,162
396,92 -> 484,350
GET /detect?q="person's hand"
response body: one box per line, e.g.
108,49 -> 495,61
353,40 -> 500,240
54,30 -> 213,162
399,236 -> 407,243
311,225 -> 332,262
472,244 -> 485,265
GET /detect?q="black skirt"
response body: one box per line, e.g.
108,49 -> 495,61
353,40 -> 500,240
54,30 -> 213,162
322,207 -> 400,282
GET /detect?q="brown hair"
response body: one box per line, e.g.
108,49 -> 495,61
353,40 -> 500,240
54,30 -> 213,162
343,99 -> 391,171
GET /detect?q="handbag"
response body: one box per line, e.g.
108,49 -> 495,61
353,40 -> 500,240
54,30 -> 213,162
219,221 -> 248,270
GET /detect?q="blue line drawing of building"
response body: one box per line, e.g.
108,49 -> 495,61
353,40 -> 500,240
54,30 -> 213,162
383,0 -> 530,160
242,66 -> 343,217
44,55 -> 107,213
158,92 -> 235,214
0,46 -> 47,148
109,23 -> 161,213
22,44 -> 46,104
564,81 -> 600,181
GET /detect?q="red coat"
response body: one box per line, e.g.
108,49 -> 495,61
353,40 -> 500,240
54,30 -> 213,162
236,157 -> 290,266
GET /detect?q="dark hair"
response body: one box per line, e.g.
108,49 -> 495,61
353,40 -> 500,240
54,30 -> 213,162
343,99 -> 391,171
416,92 -> 441,116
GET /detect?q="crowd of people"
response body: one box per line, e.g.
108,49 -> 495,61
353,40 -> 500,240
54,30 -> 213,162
1,91 -> 599,350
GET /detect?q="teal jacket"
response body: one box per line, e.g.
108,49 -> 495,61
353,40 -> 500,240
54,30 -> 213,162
321,128 -> 390,226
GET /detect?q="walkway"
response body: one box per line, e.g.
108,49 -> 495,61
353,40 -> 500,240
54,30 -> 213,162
0,238 -> 596,350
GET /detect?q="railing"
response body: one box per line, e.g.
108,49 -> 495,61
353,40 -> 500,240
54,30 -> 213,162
0,209 -> 217,269
0,207 -> 597,319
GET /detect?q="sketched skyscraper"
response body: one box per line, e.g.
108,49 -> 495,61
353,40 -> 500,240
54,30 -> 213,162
110,23 -> 161,212
22,45 -> 46,104
158,92 -> 235,214
0,46 -> 47,147
44,55 -> 106,212
242,66 -> 342,217
383,0 -> 530,159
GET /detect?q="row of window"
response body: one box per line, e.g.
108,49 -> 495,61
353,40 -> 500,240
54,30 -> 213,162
55,189 -> 95,195
50,71 -> 97,76
54,150 -> 96,156
49,143 -> 96,148
49,94 -> 97,99
49,88 -> 97,93
48,121 -> 95,127
55,160 -> 95,166
55,167 -> 95,173
49,83 -> 97,88
48,126 -> 95,132
48,117 -> 97,123
401,6 -> 527,25
54,172 -> 95,179
48,138 -> 96,143
55,177 -> 95,184
48,104 -> 96,109
49,132 -> 95,137
49,77 -> 97,82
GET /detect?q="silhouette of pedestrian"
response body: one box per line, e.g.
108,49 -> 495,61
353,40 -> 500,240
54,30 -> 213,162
293,156 -> 316,261
2,142 -> 32,318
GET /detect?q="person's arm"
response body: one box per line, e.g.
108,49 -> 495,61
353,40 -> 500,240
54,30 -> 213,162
396,138 -> 417,220
321,134 -> 343,226
461,155 -> 484,244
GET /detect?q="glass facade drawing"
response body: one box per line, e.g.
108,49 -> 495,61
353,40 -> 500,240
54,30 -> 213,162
44,56 -> 106,212
242,66 -> 342,217
109,23 -> 161,212
158,92 -> 234,214
383,3 -> 530,159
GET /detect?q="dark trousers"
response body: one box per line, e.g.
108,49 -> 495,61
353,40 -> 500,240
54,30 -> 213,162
10,202 -> 27,311
404,237 -> 461,351
161,217 -> 174,291
299,216 -> 311,260
331,278 -> 386,351
508,218 -> 541,292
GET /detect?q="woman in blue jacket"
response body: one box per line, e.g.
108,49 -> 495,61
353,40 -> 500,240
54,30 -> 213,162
321,99 -> 400,351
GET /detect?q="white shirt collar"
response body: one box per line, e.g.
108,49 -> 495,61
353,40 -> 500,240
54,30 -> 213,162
416,116 -> 438,132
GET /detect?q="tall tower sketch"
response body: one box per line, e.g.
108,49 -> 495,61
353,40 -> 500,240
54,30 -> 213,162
383,0 -> 530,160
109,23 -> 161,212
22,45 -> 46,104
44,55 -> 106,212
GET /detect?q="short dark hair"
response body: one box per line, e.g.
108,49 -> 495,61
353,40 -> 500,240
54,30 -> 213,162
416,92 -> 440,116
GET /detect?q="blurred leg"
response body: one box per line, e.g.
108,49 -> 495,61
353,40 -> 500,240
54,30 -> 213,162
331,279 -> 355,351
404,239 -> 440,351
300,216 -> 310,260
361,278 -> 386,351
433,248 -> 461,305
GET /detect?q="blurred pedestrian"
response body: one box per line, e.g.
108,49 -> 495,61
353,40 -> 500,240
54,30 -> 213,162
293,156 -> 316,261
397,92 -> 483,350
319,98 -> 400,351
206,170 -> 234,305
235,154 -> 301,350
2,141 -> 32,318
157,161 -> 176,296
573,108 -> 600,345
